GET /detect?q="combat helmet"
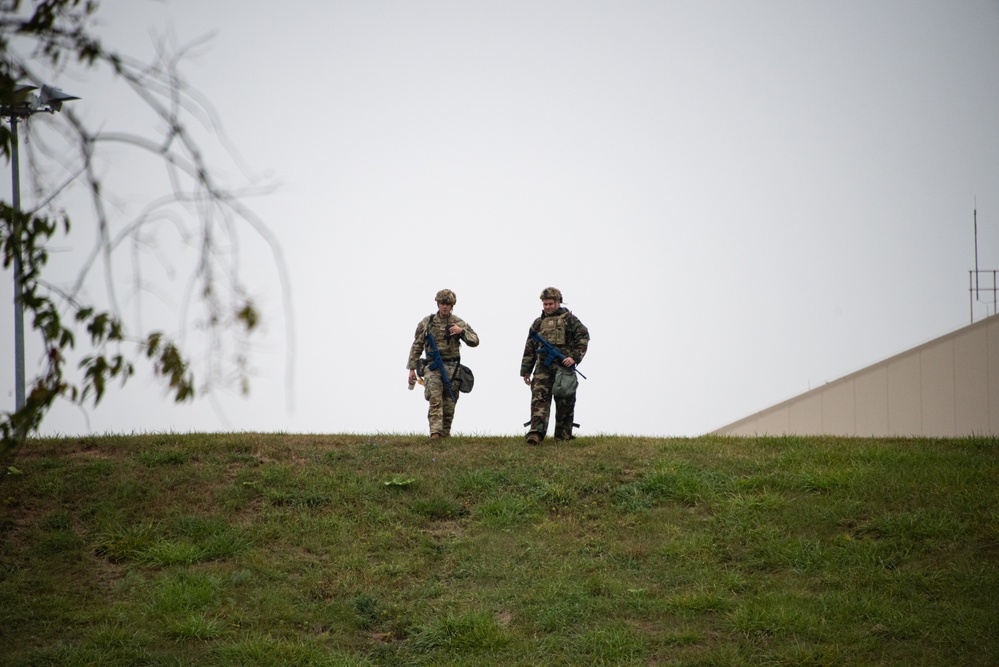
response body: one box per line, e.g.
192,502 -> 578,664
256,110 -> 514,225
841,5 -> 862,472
435,289 -> 457,305
539,287 -> 563,302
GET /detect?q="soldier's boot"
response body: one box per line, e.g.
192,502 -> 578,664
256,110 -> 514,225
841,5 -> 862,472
554,422 -> 579,441
526,433 -> 542,445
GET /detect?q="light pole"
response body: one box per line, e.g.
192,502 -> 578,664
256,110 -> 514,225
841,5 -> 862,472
2,83 -> 79,413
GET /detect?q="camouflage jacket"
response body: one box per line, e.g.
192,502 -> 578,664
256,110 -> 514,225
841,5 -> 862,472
407,312 -> 479,370
520,307 -> 589,376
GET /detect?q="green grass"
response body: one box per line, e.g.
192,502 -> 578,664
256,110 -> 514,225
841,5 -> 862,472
1,432 -> 997,665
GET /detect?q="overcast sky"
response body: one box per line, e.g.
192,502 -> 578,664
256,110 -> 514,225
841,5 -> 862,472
2,0 -> 998,437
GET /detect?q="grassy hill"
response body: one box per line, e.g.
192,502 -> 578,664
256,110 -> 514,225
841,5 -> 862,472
1,432 -> 997,666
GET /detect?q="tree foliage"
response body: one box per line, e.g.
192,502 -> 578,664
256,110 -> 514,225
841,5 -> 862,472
0,0 -> 286,449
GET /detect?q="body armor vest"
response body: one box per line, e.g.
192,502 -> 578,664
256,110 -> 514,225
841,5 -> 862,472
426,314 -> 462,358
538,312 -> 568,346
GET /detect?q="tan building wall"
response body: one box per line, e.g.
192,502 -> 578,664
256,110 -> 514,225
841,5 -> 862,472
712,314 -> 999,437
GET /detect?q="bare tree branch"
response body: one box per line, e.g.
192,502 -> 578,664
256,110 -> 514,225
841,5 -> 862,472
0,1 -> 295,450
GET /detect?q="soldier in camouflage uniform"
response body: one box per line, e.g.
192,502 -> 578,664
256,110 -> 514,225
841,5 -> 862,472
521,287 -> 590,445
408,289 -> 479,440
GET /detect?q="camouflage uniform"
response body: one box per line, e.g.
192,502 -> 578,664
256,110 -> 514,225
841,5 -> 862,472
407,303 -> 479,437
521,302 -> 590,441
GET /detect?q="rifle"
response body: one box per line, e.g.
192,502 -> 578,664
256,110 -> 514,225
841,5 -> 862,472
530,330 -> 587,379
425,330 -> 456,400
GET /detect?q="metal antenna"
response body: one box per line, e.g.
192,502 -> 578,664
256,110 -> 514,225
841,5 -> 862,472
974,198 -> 979,299
968,198 -> 997,322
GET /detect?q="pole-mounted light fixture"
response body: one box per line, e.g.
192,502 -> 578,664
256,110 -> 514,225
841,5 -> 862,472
1,81 -> 79,416
36,84 -> 80,112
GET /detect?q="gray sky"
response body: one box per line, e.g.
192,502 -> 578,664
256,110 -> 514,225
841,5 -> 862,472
2,0 -> 998,437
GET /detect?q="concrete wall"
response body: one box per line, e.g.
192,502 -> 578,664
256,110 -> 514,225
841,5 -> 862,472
712,314 -> 999,437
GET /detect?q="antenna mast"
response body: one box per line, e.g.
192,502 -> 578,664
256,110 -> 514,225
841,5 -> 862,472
974,199 -> 979,299
969,198 -> 998,323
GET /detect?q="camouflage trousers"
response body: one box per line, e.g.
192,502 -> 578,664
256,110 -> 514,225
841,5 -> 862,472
528,364 -> 576,439
423,362 -> 459,436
